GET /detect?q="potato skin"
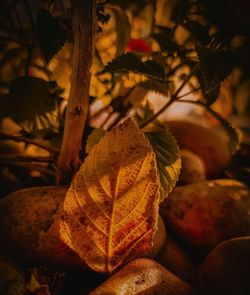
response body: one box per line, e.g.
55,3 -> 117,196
166,121 -> 230,178
179,149 -> 206,185
0,186 -> 84,269
199,237 -> 250,295
89,258 -> 198,295
156,236 -> 197,284
146,215 -> 167,258
0,187 -> 166,269
160,179 -> 250,253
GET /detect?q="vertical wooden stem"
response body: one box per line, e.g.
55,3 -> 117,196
57,0 -> 97,184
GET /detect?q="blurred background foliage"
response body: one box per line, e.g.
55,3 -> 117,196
0,0 -> 250,195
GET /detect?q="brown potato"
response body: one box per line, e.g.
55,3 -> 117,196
179,149 -> 206,185
156,236 -> 197,284
89,258 -> 198,295
199,237 -> 250,295
160,179 -> 250,253
146,215 -> 167,258
165,121 -> 231,178
0,187 -> 166,269
0,186 -> 84,269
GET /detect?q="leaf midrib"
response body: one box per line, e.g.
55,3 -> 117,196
107,134 -> 125,272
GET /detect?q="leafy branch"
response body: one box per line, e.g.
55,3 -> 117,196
98,52 -> 166,81
140,64 -> 200,129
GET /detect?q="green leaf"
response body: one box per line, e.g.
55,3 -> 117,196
9,77 -> 59,133
99,52 -> 166,81
135,100 -> 154,126
151,31 -> 178,54
37,9 -> 69,64
145,124 -> 181,200
183,20 -> 210,45
0,257 -> 26,295
200,103 -> 240,155
111,6 -> 131,56
182,100 -> 240,154
138,79 -> 170,96
86,128 -> 105,154
196,45 -> 234,104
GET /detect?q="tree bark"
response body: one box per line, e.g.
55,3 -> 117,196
57,0 -> 97,184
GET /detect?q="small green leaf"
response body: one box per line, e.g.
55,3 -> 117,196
138,79 -> 170,96
37,9 -> 69,64
99,52 -> 166,81
145,123 -> 181,200
136,100 -> 155,126
201,103 -> 240,155
151,30 -> 178,54
111,6 -> 131,56
196,45 -> 234,104
9,77 -> 59,133
86,128 -> 105,154
183,100 -> 240,154
183,20 -> 210,44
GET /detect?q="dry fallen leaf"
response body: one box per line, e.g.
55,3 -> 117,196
60,118 -> 160,273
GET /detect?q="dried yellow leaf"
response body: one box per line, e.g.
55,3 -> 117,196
60,118 -> 160,273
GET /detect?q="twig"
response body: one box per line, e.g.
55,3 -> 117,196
140,64 -> 200,129
0,132 -> 58,154
176,87 -> 200,99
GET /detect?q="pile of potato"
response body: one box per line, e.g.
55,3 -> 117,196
0,120 -> 249,294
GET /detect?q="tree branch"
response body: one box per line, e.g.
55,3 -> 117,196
57,0 -> 97,184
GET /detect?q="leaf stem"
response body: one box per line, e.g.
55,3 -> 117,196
176,87 -> 200,99
140,64 -> 200,129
